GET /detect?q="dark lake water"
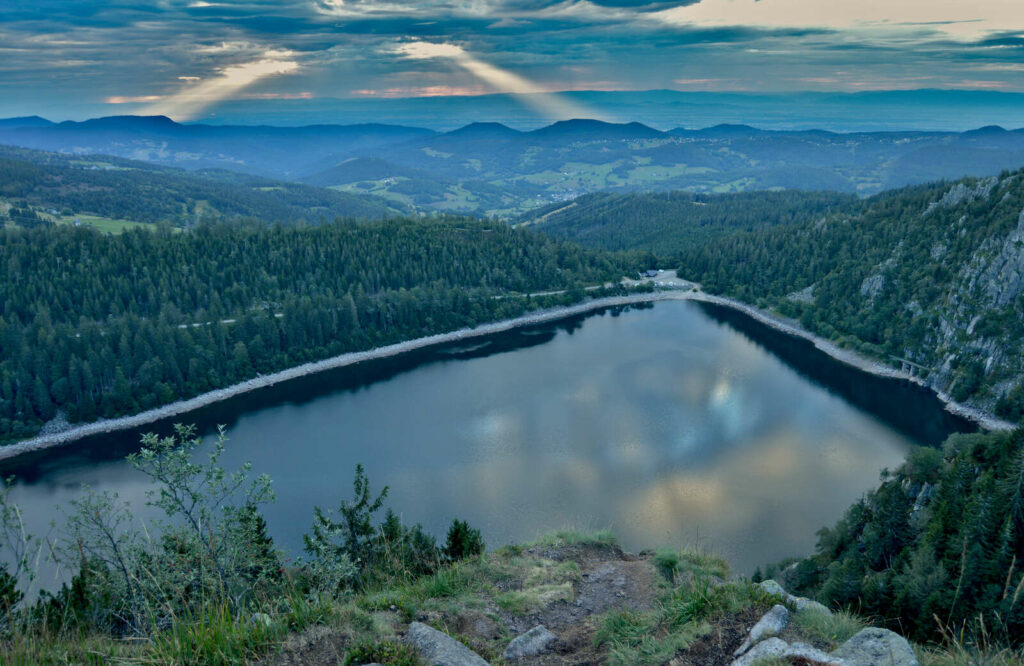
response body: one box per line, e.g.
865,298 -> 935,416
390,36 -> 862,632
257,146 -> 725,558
1,300 -> 974,583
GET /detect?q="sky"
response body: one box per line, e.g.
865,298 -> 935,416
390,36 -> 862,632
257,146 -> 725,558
2,0 -> 1024,121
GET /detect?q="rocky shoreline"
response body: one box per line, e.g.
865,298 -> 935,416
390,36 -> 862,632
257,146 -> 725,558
1,287 -> 1013,464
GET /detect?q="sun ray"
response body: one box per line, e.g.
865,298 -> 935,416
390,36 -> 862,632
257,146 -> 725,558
393,41 -> 608,122
140,51 -> 300,121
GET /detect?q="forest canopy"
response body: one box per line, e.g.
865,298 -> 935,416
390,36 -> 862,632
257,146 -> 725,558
0,218 -> 641,443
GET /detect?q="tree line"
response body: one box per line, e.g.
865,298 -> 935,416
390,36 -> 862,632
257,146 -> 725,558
0,218 -> 640,443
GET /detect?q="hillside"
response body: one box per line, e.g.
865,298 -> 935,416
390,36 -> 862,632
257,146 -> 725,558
306,121 -> 1024,216
0,145 -> 404,228
0,218 -> 640,443
6,116 -> 1024,218
764,428 -> 1024,649
670,171 -> 1024,420
522,190 -> 860,255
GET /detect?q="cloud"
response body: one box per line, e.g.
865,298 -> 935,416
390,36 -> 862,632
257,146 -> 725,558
651,0 -> 1024,42
3,0 -> 1024,121
105,95 -> 163,104
393,41 -> 466,59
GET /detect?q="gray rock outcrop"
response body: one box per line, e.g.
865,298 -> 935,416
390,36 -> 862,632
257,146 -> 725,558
734,604 -> 790,656
731,637 -> 788,666
404,622 -> 490,666
731,638 -> 844,666
758,579 -> 833,617
503,625 -> 557,660
832,627 -> 919,666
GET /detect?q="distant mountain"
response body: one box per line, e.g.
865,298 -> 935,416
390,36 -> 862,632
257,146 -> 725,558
445,122 -> 523,139
5,114 -> 1024,218
187,89 -> 1024,133
0,116 -> 54,129
0,116 -> 434,178
528,119 -> 662,141
0,144 -> 405,226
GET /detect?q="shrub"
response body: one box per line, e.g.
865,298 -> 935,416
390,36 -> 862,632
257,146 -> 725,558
443,519 -> 484,562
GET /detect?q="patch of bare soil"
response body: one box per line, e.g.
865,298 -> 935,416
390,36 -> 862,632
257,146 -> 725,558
509,544 -> 661,635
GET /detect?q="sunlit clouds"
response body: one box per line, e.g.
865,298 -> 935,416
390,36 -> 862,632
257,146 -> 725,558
392,41 -> 608,121
140,50 -> 300,120
105,95 -> 163,104
3,0 -> 1024,119
651,0 -> 1024,42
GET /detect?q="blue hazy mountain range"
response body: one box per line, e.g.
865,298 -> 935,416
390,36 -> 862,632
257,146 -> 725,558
176,90 -> 1024,133
2,109 -> 1024,217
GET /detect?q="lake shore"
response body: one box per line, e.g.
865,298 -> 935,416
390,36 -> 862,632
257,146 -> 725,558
1,287 -> 1013,463
681,291 -> 1016,432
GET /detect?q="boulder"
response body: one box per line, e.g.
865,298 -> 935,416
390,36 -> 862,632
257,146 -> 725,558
794,598 -> 833,616
786,642 -> 845,665
731,638 -> 845,666
734,604 -> 789,656
404,622 -> 490,666
731,638 -> 788,666
759,579 -> 833,617
759,579 -> 787,597
832,627 -> 919,666
503,625 -> 557,660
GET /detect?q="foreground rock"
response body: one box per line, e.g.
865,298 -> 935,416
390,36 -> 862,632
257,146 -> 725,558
734,604 -> 790,656
832,627 -> 919,666
404,622 -> 490,666
503,625 -> 557,660
731,638 -> 843,666
759,579 -> 833,616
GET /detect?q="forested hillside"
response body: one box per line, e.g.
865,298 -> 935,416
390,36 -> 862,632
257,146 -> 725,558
765,428 -> 1024,647
0,145 -> 403,227
675,171 -> 1024,418
524,190 -> 859,255
0,219 -> 639,443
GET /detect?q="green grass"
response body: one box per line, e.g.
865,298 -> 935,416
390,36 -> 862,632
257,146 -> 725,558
528,529 -> 618,548
358,561 -> 484,620
594,606 -> 712,666
523,560 -> 581,587
151,602 -> 284,666
495,582 -> 574,615
343,639 -> 421,666
792,607 -> 867,647
593,574 -> 774,666
653,547 -> 730,583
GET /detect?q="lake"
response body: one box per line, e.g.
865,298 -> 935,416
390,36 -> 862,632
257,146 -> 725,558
0,300 -> 973,582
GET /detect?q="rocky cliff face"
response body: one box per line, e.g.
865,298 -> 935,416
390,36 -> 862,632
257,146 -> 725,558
922,177 -> 1024,411
836,172 -> 1024,415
